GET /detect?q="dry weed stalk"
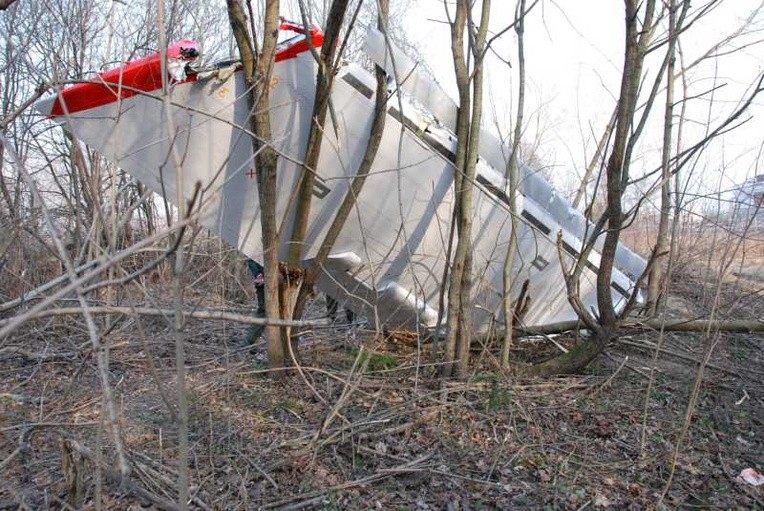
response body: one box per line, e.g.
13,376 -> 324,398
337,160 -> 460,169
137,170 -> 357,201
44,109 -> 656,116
1,132 -> 130,480
655,210 -> 761,501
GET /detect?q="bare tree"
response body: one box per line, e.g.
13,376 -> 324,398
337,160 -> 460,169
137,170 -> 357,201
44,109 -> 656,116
280,0 -> 352,358
501,0 -> 527,369
441,0 -> 491,377
519,0 -> 659,376
645,0 -> 687,314
295,0 -> 390,317
518,0 -> 764,376
287,0 -> 351,267
227,0 -> 285,371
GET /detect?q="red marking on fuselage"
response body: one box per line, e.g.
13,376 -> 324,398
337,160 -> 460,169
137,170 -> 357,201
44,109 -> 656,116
47,24 -> 323,118
49,41 -> 200,117
275,33 -> 324,62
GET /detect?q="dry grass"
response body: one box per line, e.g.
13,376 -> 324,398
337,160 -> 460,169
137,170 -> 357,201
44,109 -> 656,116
1,228 -> 763,509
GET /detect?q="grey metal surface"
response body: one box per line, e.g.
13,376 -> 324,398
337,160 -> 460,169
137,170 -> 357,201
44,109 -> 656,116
37,36 -> 645,332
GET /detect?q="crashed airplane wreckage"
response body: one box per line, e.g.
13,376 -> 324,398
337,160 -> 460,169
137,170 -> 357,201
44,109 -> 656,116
36,20 -> 646,333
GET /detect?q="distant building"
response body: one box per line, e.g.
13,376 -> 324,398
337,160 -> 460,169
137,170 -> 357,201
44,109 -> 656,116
733,174 -> 764,228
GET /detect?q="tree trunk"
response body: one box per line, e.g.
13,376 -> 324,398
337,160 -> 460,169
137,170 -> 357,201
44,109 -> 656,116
645,0 -> 680,315
596,0 -> 652,328
0,0 -> 18,11
281,0 -> 351,348
518,331 -> 612,377
227,0 -> 285,372
524,0 -> 657,376
502,0 -> 527,370
444,0 -> 491,378
295,0 -> 390,318
442,1 -> 470,377
287,0 -> 350,267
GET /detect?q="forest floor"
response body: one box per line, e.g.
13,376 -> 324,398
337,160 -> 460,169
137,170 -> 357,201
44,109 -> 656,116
1,254 -> 763,510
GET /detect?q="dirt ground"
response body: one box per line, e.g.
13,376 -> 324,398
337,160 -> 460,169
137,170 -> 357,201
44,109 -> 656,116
1,255 -> 762,510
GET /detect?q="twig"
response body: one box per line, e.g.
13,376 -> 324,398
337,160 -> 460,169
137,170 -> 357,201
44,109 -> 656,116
314,347 -> 370,445
279,496 -> 325,511
49,494 -> 78,511
0,82 -> 48,129
0,446 -> 21,472
239,449 -> 279,489
603,351 -> 650,379
262,454 -> 431,509
0,480 -> 34,511
427,467 -> 507,488
286,326 -> 326,404
589,355 -> 628,396
129,297 -> 179,421
547,335 -> 570,354
0,421 -> 99,434
66,438 -> 181,511
618,338 -> 764,377
0,260 -> 99,313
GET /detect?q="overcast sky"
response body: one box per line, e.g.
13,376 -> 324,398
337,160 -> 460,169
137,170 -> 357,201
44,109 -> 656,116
403,1 -> 764,196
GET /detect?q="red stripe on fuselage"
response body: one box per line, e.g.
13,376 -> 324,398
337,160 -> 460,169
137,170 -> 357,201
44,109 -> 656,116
49,40 -> 200,117
50,56 -> 188,116
275,32 -> 324,62
48,32 -> 322,117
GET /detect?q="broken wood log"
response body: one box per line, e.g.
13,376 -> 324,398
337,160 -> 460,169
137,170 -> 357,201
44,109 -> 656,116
513,317 -> 764,336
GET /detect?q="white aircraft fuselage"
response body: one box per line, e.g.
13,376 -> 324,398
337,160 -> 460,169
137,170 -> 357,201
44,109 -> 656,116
35,23 -> 646,333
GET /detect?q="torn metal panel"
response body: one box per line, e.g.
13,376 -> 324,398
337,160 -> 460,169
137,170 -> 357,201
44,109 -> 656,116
35,22 -> 646,332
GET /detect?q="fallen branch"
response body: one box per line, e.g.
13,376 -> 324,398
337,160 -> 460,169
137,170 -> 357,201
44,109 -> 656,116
627,318 -> 764,333
0,306 -> 324,329
0,260 -> 99,313
0,347 -> 76,362
513,317 -> 764,336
